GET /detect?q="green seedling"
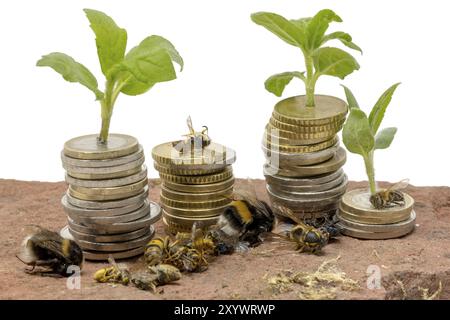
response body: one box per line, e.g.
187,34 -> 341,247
251,9 -> 361,107
37,9 -> 183,143
341,83 -> 401,195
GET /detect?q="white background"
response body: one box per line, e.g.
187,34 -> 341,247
0,0 -> 449,186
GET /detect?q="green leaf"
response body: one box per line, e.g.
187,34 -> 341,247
322,31 -> 362,53
264,71 -> 305,97
84,9 -> 127,77
251,12 -> 306,49
368,83 -> 401,135
37,52 -> 103,100
341,85 -> 360,110
306,9 -> 342,50
119,36 -> 178,85
313,47 -> 360,79
120,74 -> 154,96
342,108 -> 374,156
374,127 -> 397,150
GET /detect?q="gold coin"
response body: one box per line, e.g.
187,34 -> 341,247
337,211 -> 416,240
338,205 -> 411,225
160,194 -> 231,209
159,167 -> 233,185
163,177 -> 235,194
64,134 -> 139,160
154,162 -> 224,176
161,185 -> 233,202
337,210 -> 416,233
70,178 -> 148,197
340,188 -> 414,217
273,95 -> 348,125
266,147 -> 346,178
152,141 -> 236,168
264,129 -> 332,146
269,117 -> 345,134
266,123 -> 338,141
67,164 -> 143,180
163,216 -> 219,235
263,136 -> 338,154
162,203 -> 229,218
68,181 -> 147,201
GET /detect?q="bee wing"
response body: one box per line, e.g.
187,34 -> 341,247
186,115 -> 195,135
33,236 -> 67,261
271,203 -> 305,226
387,178 -> 410,192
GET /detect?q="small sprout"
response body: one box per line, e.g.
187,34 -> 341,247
251,9 -> 361,107
37,9 -> 183,143
341,83 -> 401,196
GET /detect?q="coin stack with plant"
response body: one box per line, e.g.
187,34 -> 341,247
37,9 -> 182,260
251,9 -> 361,219
338,84 -> 416,239
152,117 -> 236,234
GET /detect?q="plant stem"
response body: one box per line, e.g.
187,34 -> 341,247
305,54 -> 315,107
364,151 -> 377,195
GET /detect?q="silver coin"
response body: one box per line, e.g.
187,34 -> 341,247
267,184 -> 345,208
267,171 -> 345,193
61,145 -> 144,168
264,166 -> 343,186
65,165 -> 148,188
262,142 -> 339,166
337,212 -> 416,240
67,200 -> 151,226
63,155 -> 145,175
62,195 -> 145,217
61,225 -> 151,243
68,201 -> 161,235
268,175 -> 348,200
83,246 -> 146,261
73,229 -> 154,252
65,186 -> 148,210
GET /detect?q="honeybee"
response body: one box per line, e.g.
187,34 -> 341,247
131,264 -> 181,292
176,224 -> 216,270
174,116 -> 211,152
144,236 -> 202,272
302,215 -> 342,239
210,185 -> 276,248
93,256 -> 130,285
16,225 -> 83,277
273,205 -> 330,254
370,179 -> 409,210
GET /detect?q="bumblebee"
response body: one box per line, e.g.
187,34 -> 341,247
131,264 -> 181,292
144,236 -> 202,272
93,257 -> 130,285
213,190 -> 275,247
370,179 -> 408,210
174,116 -> 211,152
16,225 -> 83,277
273,205 -> 330,254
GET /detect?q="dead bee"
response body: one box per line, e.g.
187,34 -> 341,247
93,256 -> 130,285
131,264 -> 181,292
213,189 -> 275,247
174,116 -> 211,152
370,179 -> 409,210
144,236 -> 201,272
302,215 -> 342,239
273,205 -> 330,254
16,225 -> 83,277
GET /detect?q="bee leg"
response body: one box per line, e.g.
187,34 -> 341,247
295,244 -> 305,252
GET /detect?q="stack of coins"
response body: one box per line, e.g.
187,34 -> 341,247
152,141 -> 236,234
262,95 -> 348,220
59,134 -> 161,261
337,189 -> 416,239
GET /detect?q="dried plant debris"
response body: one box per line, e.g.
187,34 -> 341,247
384,271 -> 447,300
267,256 -> 359,299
